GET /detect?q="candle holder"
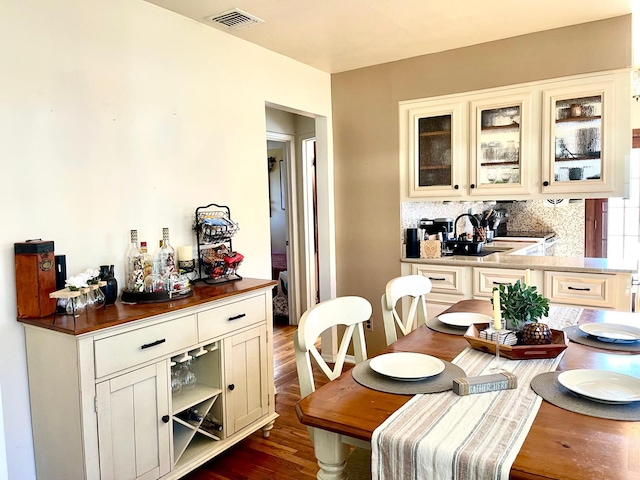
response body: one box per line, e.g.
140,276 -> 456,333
178,259 -> 196,273
483,320 -> 511,373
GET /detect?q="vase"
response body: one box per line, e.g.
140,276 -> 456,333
100,265 -> 118,305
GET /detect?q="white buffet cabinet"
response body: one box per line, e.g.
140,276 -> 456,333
19,278 -> 277,480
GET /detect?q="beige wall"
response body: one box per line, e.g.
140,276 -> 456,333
331,16 -> 632,355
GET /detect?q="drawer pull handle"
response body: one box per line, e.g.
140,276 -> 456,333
568,286 -> 591,292
228,313 -> 246,321
428,277 -> 446,281
140,339 -> 166,349
492,281 -> 511,285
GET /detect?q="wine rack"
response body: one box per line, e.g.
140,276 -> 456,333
194,203 -> 243,284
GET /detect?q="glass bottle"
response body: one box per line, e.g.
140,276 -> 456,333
144,261 -> 165,293
140,241 -> 153,278
125,230 -> 145,292
158,227 -> 177,280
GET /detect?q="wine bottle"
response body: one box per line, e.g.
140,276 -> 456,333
125,230 -> 145,292
158,227 -> 177,281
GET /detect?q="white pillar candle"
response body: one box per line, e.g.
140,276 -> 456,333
493,289 -> 501,330
525,269 -> 531,287
178,245 -> 193,262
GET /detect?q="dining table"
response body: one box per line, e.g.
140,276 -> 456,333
295,299 -> 640,480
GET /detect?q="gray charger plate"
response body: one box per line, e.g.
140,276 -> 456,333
563,326 -> 640,352
530,372 -> 640,421
352,358 -> 465,395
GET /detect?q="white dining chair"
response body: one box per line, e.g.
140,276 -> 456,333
381,274 -> 432,345
294,296 -> 372,479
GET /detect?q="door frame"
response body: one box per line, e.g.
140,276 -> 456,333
266,132 -> 301,325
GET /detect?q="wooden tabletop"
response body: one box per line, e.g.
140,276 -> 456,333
17,278 -> 276,335
296,300 -> 640,479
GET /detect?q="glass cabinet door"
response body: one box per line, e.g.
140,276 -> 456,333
417,114 -> 452,187
542,80 -> 614,195
470,94 -> 530,196
408,101 -> 464,197
552,95 -> 602,182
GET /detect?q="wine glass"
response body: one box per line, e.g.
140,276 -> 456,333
486,170 -> 497,184
171,365 -> 182,395
180,359 -> 197,389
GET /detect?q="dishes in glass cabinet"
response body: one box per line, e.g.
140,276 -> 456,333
558,370 -> 640,404
579,323 -> 640,343
369,352 -> 445,381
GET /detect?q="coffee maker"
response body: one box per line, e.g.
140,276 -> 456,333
419,218 -> 454,238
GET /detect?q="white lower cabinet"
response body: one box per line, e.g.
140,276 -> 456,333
224,325 -> 268,435
23,283 -> 277,480
402,263 -> 632,314
543,270 -> 631,310
96,362 -> 171,480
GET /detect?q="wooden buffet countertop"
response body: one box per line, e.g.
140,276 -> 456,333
17,277 -> 277,336
296,300 -> 640,480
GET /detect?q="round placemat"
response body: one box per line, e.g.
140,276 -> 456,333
563,326 -> 640,353
530,372 -> 640,421
426,317 -> 469,336
351,358 -> 465,395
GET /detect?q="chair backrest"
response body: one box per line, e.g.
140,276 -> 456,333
294,296 -> 372,400
381,275 -> 432,345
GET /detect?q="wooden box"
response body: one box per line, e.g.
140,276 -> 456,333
15,240 -> 57,318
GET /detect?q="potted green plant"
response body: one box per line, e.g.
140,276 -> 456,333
493,280 -> 550,333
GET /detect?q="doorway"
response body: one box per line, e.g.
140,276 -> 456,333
584,199 -> 607,257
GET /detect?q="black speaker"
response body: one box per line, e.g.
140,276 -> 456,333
405,229 -> 420,258
54,255 -> 66,290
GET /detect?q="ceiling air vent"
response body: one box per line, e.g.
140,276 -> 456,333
205,8 -> 264,29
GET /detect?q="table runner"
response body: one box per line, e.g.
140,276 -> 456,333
372,306 -> 581,480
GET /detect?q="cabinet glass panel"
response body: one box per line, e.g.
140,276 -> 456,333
553,95 -> 602,182
417,115 -> 452,187
478,105 -> 521,186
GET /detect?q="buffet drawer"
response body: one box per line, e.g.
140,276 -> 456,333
543,271 -> 616,309
411,264 -> 468,296
94,314 -> 197,378
198,293 -> 266,342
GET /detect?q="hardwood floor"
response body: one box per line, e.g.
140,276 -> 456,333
182,322 -> 327,480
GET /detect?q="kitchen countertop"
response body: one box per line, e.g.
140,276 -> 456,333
402,244 -> 638,274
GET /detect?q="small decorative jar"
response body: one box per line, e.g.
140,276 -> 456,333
521,322 -> 552,345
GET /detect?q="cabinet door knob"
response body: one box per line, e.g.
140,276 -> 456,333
161,415 -> 170,423
228,384 -> 235,391
470,184 -> 475,189
543,181 -> 549,187
454,185 -> 459,190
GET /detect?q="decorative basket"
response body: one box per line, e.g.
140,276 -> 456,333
464,323 -> 568,360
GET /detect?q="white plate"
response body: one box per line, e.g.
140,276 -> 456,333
438,312 -> 494,327
558,370 -> 640,404
369,352 -> 445,381
579,323 -> 640,342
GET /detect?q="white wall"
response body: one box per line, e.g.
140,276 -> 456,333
0,1 -> 331,478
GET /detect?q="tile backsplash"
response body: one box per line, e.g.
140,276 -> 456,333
402,199 -> 585,257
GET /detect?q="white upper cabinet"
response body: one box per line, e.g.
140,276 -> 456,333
469,93 -> 532,197
406,100 -> 465,197
400,71 -> 630,201
541,78 -> 618,195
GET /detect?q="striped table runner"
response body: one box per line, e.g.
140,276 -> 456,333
372,306 -> 582,480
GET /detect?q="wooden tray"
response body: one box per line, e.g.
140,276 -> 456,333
464,323 -> 568,360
